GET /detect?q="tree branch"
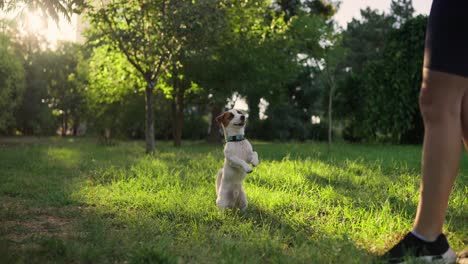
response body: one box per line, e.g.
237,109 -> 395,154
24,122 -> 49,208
99,7 -> 148,79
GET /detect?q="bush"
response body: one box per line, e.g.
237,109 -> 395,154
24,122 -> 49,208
336,16 -> 427,144
309,122 -> 329,141
247,103 -> 328,141
182,110 -> 209,140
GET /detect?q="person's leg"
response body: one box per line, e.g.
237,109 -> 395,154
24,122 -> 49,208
383,69 -> 467,263
413,69 -> 468,240
462,88 -> 468,150
461,92 -> 468,261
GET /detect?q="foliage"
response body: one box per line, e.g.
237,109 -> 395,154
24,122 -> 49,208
11,30 -> 54,135
84,44 -> 142,137
15,50 -> 57,135
336,1 -> 424,144
1,19 -> 88,136
181,107 -> 209,140
185,0 -> 303,123
86,0 -> 175,84
244,1 -> 340,140
390,0 -> 415,27
84,0 -> 332,145
273,0 -> 337,21
340,8 -> 394,75
335,8 -> 394,141
86,0 -> 181,152
0,138 -> 467,262
0,33 -> 25,134
185,0 -> 332,131
248,10 -> 340,142
40,42 -> 87,135
359,15 -> 426,143
163,0 -> 227,146
334,74 -> 366,142
86,45 -> 144,105
250,102 -> 325,141
0,0 -> 85,21
85,0 -> 239,150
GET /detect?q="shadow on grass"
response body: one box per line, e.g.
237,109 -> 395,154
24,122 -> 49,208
57,199 -> 377,263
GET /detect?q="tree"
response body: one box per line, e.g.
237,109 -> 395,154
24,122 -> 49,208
390,0 -> 414,27
85,44 -> 144,138
341,8 -> 394,75
168,74 -> 202,147
273,0 -> 337,21
1,19 -> 88,136
0,19 -> 55,135
14,33 -> 56,135
182,0 -> 296,141
0,33 -> 25,134
322,37 -> 345,151
291,14 -> 345,149
335,7 -> 396,142
335,0 -> 423,144
161,0 -> 336,143
229,1 -> 299,124
87,0 -> 182,153
42,42 -> 87,136
358,15 -> 426,143
0,0 -> 85,21
161,0 -> 227,146
88,1 -> 243,146
251,0 -> 338,141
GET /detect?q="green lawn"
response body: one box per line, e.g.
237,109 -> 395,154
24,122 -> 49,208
0,137 -> 466,263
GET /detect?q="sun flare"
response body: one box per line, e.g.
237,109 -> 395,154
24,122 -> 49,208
18,9 -> 78,46
24,11 -> 44,30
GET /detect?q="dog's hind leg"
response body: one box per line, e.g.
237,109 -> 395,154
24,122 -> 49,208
238,189 -> 248,212
216,169 -> 223,197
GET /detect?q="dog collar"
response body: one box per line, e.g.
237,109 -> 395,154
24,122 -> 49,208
226,135 -> 245,142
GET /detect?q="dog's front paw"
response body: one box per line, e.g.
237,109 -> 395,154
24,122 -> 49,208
245,165 -> 253,174
251,152 -> 259,167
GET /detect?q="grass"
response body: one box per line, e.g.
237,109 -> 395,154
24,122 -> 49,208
0,137 -> 466,263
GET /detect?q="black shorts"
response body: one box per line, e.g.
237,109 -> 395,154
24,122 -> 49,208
424,0 -> 468,78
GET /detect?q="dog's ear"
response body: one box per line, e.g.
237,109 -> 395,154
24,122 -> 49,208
215,112 -> 225,125
215,112 -> 234,127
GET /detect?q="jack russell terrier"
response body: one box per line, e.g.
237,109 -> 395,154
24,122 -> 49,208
215,109 -> 259,211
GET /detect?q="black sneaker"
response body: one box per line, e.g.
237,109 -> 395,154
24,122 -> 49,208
382,232 -> 457,263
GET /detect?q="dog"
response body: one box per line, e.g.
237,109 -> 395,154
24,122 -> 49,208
215,109 -> 259,211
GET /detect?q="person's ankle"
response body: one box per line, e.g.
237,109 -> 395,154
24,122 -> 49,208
411,229 -> 438,242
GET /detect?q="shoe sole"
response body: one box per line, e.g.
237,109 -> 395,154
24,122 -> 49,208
396,248 -> 457,264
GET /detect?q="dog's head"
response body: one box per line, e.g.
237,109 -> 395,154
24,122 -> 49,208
215,109 -> 246,130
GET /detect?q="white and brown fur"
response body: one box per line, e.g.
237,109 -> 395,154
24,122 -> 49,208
215,109 -> 259,211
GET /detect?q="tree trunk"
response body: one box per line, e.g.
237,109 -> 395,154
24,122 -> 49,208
72,118 -> 79,136
172,85 -> 184,147
145,82 -> 156,153
104,128 -> 111,142
327,76 -> 334,153
62,113 -> 68,136
207,104 -> 222,143
246,95 -> 260,123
